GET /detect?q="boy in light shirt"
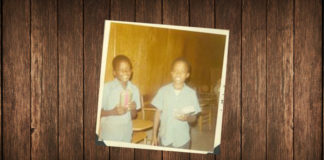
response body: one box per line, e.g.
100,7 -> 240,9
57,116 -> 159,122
99,55 -> 141,142
151,57 -> 201,149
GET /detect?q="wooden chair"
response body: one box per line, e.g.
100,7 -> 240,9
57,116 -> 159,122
131,95 -> 155,144
198,93 -> 215,131
196,83 -> 220,131
198,103 -> 212,131
132,131 -> 147,143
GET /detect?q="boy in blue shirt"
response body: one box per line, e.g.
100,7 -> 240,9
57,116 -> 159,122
151,57 -> 201,149
99,55 -> 141,142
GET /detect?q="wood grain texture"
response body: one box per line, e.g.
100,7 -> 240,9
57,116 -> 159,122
135,0 -> 161,24
58,0 -> 84,159
189,0 -> 215,159
162,0 -> 189,159
110,0 -> 135,159
84,0 -> 110,159
134,0 -> 162,159
190,0 -> 214,28
0,0 -> 2,158
134,149 -> 162,160
266,0 -> 294,159
294,0 -> 322,159
0,0 -> 323,159
31,0 -> 58,159
2,0 -> 30,159
241,0 -> 267,159
163,0 -> 189,26
111,0 -> 135,21
110,147 -> 134,160
215,0 -> 242,159
190,154 -> 215,160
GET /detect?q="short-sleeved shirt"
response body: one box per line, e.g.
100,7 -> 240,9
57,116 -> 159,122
151,83 -> 201,147
100,78 -> 141,142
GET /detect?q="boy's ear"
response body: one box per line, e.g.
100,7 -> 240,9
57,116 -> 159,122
186,73 -> 190,78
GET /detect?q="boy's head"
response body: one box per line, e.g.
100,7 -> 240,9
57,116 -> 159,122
170,57 -> 191,86
112,55 -> 133,83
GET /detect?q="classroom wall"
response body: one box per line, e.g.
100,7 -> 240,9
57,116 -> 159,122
104,23 -> 226,98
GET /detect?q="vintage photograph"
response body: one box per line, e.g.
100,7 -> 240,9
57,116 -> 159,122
95,20 -> 229,154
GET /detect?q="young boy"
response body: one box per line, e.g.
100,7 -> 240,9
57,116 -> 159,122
99,55 -> 141,142
151,57 -> 201,149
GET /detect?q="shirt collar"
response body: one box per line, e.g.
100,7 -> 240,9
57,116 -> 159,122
169,83 -> 188,91
113,78 -> 131,89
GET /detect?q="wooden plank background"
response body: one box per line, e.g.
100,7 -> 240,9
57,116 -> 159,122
0,0 -> 322,159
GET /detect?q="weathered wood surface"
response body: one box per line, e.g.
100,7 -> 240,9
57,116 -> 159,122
31,0 -> 58,159
294,0 -> 322,159
0,0 -> 322,159
58,0 -> 84,159
241,0 -> 267,159
84,0 -> 110,159
3,0 -> 31,159
266,0 -> 294,159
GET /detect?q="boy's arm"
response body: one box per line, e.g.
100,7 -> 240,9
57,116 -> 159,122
100,108 -> 116,117
152,109 -> 161,145
186,91 -> 201,123
151,88 -> 163,145
128,101 -> 137,119
176,113 -> 198,123
186,114 -> 198,123
101,105 -> 128,117
130,110 -> 137,119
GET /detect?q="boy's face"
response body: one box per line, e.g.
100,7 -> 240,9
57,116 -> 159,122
171,61 -> 190,86
113,61 -> 132,83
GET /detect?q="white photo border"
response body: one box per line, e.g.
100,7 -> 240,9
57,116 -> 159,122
95,20 -> 230,154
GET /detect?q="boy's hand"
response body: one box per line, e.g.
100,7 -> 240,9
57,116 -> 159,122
151,135 -> 159,146
176,113 -> 196,122
100,109 -> 105,118
126,101 -> 136,111
100,109 -> 110,118
127,101 -> 137,119
176,114 -> 188,121
115,105 -> 128,115
186,114 -> 197,123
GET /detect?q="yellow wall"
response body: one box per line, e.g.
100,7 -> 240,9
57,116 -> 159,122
105,23 -> 226,100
